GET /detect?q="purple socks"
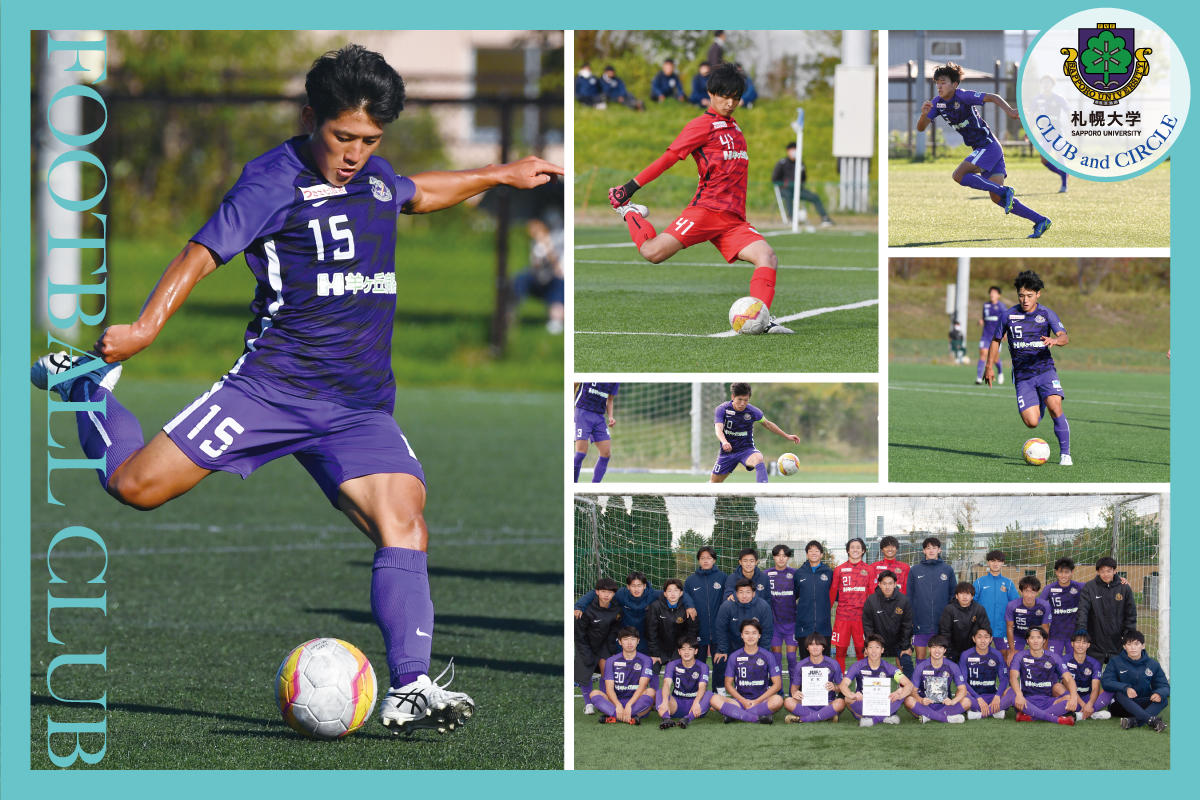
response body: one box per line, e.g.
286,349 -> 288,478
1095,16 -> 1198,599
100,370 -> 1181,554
592,456 -> 609,483
960,173 -> 1005,194
573,451 -> 585,481
792,704 -> 838,722
66,381 -> 144,488
1052,414 -> 1070,456
371,547 -> 434,687
1010,198 -> 1047,224
755,462 -> 768,483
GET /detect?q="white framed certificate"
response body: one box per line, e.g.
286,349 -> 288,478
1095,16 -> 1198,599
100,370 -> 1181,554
801,666 -> 829,707
862,675 -> 891,717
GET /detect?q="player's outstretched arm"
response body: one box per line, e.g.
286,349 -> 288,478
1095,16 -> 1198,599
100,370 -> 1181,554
761,418 -> 801,444
95,241 -> 219,363
404,156 -> 563,214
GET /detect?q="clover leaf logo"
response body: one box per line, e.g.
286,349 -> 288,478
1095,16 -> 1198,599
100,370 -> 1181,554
1082,30 -> 1133,88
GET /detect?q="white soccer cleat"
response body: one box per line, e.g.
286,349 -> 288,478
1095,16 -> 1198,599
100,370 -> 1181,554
967,710 -> 982,720
764,318 -> 794,334
858,717 -> 874,727
994,710 -> 1005,720
583,703 -> 595,716
997,372 -> 1005,385
883,715 -> 900,725
1060,455 -> 1074,466
380,661 -> 475,735
1092,709 -> 1111,720
975,378 -> 983,385
32,351 -> 122,400
614,203 -> 649,220
947,714 -> 966,723
918,715 -> 929,724
717,688 -> 728,697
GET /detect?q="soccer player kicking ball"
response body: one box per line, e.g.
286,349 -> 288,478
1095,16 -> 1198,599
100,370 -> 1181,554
31,45 -> 563,736
657,638 -> 713,730
710,383 -> 802,483
783,633 -> 845,724
985,270 -> 1072,465
591,628 -> 657,725
1009,628 -> 1080,725
904,635 -> 971,723
710,620 -> 784,724
916,62 -> 1051,239
607,63 -> 793,334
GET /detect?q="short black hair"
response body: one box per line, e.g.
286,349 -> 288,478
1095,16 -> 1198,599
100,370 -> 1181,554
738,547 -> 758,561
805,540 -> 825,555
1096,556 -> 1118,570
785,141 -> 796,150
1026,627 -> 1047,642
305,44 -> 406,125
803,632 -> 827,649
1122,630 -> 1146,645
928,634 -> 950,649
865,634 -> 885,647
877,570 -> 897,583
707,63 -> 745,100
617,626 -> 640,640
663,578 -> 684,592
662,58 -> 675,65
1071,631 -> 1092,643
846,537 -> 866,554
595,577 -> 619,592
955,581 -> 975,595
1054,557 -> 1076,571
603,65 -> 616,73
922,536 -> 942,549
1018,576 -> 1042,592
1014,270 -> 1045,293
740,617 -> 762,634
988,285 -> 1002,294
677,636 -> 699,650
985,550 -> 1006,563
730,382 -> 752,398
879,535 -> 900,550
735,577 -> 755,591
696,545 -> 716,560
932,62 -> 964,84
772,544 -> 794,558
626,571 -> 648,585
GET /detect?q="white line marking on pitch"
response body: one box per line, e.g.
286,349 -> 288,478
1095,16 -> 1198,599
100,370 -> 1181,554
576,259 -> 875,271
890,383 -> 1169,410
577,298 -> 879,338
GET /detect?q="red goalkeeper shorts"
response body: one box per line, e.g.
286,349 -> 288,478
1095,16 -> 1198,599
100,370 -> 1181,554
831,618 -> 865,659
664,206 -> 764,263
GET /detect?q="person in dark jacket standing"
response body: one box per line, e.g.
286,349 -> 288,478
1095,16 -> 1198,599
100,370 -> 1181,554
1101,630 -> 1168,731
1077,556 -> 1137,663
645,579 -> 699,668
724,547 -> 770,605
793,540 -> 834,652
574,571 -> 696,653
908,537 -> 957,660
707,31 -> 727,66
715,579 -> 774,659
574,577 -> 624,713
938,581 -> 991,661
861,570 -> 914,678
685,546 -> 729,688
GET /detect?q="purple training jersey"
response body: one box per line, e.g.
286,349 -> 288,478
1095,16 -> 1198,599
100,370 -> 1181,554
1064,654 -> 1104,697
1011,649 -> 1068,696
603,651 -> 655,700
994,303 -> 1067,381
728,648 -> 780,701
192,137 -> 416,412
844,657 -> 899,692
912,658 -> 966,701
714,401 -> 764,453
765,567 -> 797,625
664,658 -> 710,699
1040,580 -> 1086,641
926,88 -> 997,149
959,646 -> 1008,696
1005,598 -> 1053,642
575,382 -> 619,414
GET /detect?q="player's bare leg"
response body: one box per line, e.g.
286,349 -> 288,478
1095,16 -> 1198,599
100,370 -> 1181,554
106,432 -> 213,510
637,231 -> 685,264
709,471 -> 730,484
737,240 -> 792,334
339,473 -> 474,734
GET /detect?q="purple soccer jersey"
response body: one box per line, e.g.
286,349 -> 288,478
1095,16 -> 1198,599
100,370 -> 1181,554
994,303 -> 1067,381
795,656 -> 843,704
844,657 -> 898,691
912,658 -> 966,700
1064,654 -> 1104,698
603,651 -> 655,700
980,299 -> 1008,345
664,658 -> 710,699
575,382 -> 619,414
1005,598 -> 1053,648
959,646 -> 1008,697
714,401 -> 764,453
1011,648 -> 1069,696
1040,580 -> 1086,642
766,567 -> 798,626
728,648 -> 780,701
192,137 -> 416,412
926,88 -> 997,149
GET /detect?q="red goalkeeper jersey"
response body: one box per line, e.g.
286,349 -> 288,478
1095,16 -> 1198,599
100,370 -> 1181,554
830,560 -> 873,623
636,109 -> 749,219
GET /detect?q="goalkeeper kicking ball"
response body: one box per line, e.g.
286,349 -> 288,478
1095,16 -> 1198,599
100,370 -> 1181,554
276,637 -> 377,739
729,296 -> 769,335
777,452 -> 801,476
1022,438 -> 1051,466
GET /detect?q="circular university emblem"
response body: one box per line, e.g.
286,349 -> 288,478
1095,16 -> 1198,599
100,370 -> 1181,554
1019,8 -> 1190,180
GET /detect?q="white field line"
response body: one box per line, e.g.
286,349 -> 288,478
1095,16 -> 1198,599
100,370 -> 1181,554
891,382 -> 1169,411
576,259 -> 875,271
576,298 -> 879,338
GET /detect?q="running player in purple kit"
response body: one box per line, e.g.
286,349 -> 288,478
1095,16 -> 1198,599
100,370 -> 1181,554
1040,557 -> 1086,656
766,544 -> 799,690
783,633 -> 845,723
1010,627 -> 1080,725
1005,576 -> 1053,662
657,637 -> 712,729
985,270 -> 1072,465
1064,632 -> 1113,721
905,635 -> 971,723
710,619 -> 784,723
592,627 -> 657,724
916,62 -> 1052,239
976,286 -> 1006,385
710,382 -> 801,483
960,627 -> 1014,719
839,634 -> 916,727
30,45 -> 563,736
574,382 -> 618,482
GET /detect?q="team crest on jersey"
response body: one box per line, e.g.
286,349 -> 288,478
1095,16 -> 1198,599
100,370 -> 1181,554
675,616 -> 684,624
713,581 -> 722,589
757,583 -> 765,591
369,176 -> 393,202
940,574 -> 947,580
692,671 -> 699,679
300,184 -> 348,201
988,659 -> 996,666
895,607 -> 904,615
820,574 -> 829,581
1036,314 -> 1046,323
1145,668 -> 1153,676
756,658 -> 764,666
1044,661 -> 1052,668
743,413 -> 751,420
1084,668 -> 1093,676
1115,593 -> 1123,600
954,102 -> 961,109
1070,587 -> 1078,594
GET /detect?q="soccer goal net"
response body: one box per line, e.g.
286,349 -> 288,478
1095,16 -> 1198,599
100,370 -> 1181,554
574,492 -> 1169,669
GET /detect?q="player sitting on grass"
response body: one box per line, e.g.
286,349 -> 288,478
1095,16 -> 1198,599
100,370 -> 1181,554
31,44 -> 563,736
960,627 -> 1014,719
573,382 -> 618,482
1041,557 -> 1086,656
1005,576 -> 1052,663
977,286 -> 1007,385
1010,627 -> 1080,725
575,577 -> 624,715
985,270 -> 1072,466
1065,632 -> 1113,721
607,63 -> 793,334
710,383 -> 802,484
916,62 -> 1051,239
839,634 -> 915,726
710,619 -> 784,723
905,635 -> 971,723
1101,630 -> 1169,732
783,633 -> 845,723
591,627 -> 656,724
657,637 -> 712,729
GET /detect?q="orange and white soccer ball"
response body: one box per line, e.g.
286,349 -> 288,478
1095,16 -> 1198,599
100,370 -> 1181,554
729,296 -> 769,335
1022,438 -> 1051,466
777,452 -> 801,476
275,637 -> 377,739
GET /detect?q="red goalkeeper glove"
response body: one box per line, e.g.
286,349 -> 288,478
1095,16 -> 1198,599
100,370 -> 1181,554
608,180 -> 640,208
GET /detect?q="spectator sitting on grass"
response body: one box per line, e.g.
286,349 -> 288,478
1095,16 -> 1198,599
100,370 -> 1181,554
650,59 -> 685,102
689,63 -> 711,106
601,66 -> 645,111
576,63 -> 602,107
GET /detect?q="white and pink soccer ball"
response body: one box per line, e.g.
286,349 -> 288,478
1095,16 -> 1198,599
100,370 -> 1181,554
728,296 -> 770,335
275,637 -> 377,739
777,453 -> 801,476
1022,438 -> 1051,466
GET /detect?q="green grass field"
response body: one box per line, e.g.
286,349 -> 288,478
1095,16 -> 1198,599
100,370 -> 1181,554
889,364 -> 1169,482
30,381 -> 562,769
574,227 -> 878,372
888,157 -> 1170,248
572,694 -> 1169,770
581,463 -> 877,483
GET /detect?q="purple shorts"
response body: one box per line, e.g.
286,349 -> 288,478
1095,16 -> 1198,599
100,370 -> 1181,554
1047,638 -> 1071,656
771,621 -> 796,648
712,448 -> 760,475
163,373 -> 424,506
574,408 -> 610,442
912,633 -> 933,649
1014,370 -> 1064,414
992,636 -> 1009,651
965,140 -> 1007,177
